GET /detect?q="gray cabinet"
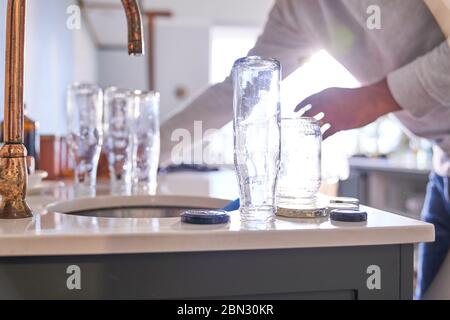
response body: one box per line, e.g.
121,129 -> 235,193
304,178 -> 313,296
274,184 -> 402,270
0,244 -> 413,300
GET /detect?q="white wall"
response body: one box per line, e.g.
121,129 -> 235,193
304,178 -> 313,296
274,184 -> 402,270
0,0 -> 275,135
142,0 -> 274,27
24,0 -> 75,135
97,0 -> 275,120
98,49 -> 148,90
0,0 -> 98,135
155,19 -> 210,122
73,20 -> 98,84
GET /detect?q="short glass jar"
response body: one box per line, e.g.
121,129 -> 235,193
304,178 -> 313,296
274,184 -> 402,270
277,117 -> 322,216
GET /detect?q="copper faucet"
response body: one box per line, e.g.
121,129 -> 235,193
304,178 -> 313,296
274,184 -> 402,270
0,0 -> 145,219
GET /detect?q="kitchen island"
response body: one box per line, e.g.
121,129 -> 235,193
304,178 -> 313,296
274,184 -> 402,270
0,184 -> 434,300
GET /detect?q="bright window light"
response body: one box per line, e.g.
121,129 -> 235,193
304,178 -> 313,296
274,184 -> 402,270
281,50 -> 360,118
210,26 -> 260,84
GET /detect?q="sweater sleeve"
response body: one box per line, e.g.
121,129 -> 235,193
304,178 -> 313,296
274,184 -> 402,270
160,0 -> 317,165
387,40 -> 450,118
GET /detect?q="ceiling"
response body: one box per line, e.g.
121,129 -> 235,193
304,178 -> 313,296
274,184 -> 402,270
80,0 -> 274,49
81,0 -> 139,48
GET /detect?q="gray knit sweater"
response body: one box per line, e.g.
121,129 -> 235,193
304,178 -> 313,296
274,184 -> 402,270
161,0 -> 450,176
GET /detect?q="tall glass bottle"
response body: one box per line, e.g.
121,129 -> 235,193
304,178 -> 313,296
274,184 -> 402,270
66,83 -> 104,197
131,90 -> 161,196
103,87 -> 135,195
232,56 -> 281,224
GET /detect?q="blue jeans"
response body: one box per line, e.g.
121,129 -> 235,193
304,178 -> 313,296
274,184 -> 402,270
416,172 -> 450,299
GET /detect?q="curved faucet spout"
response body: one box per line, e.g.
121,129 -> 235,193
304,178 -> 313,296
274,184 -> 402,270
0,0 -> 145,219
122,0 -> 145,56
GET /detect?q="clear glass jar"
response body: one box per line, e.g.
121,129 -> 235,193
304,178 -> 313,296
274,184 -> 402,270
232,56 -> 281,224
277,117 -> 322,212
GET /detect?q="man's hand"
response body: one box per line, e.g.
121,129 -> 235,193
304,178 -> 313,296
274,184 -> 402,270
294,78 -> 402,139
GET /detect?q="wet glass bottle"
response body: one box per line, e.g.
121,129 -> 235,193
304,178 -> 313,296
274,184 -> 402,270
232,56 -> 282,224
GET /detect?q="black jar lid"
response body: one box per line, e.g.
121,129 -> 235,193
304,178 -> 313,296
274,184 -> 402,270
330,209 -> 368,222
181,210 -> 230,225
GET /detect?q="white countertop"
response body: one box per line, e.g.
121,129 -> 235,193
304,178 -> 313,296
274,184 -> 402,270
0,205 -> 434,257
0,171 -> 435,257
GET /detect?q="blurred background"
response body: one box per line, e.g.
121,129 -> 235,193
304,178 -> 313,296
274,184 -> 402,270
0,0 -> 433,218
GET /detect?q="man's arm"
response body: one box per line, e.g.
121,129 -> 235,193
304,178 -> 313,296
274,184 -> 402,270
387,40 -> 450,118
160,0 -> 317,164
297,40 -> 450,139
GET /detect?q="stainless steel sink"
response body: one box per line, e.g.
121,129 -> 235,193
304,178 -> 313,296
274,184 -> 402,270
46,195 -> 230,218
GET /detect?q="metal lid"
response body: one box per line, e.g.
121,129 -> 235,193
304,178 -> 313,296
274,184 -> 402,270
181,210 -> 230,225
277,206 -> 327,218
329,197 -> 360,206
